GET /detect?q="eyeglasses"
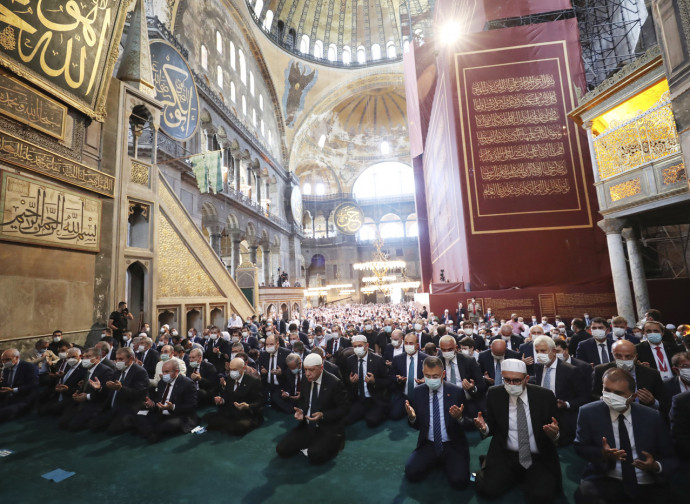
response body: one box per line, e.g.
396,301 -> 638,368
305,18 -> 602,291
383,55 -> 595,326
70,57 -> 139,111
502,377 -> 524,385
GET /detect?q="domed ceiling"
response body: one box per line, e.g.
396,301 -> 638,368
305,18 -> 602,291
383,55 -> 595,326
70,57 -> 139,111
246,0 -> 432,67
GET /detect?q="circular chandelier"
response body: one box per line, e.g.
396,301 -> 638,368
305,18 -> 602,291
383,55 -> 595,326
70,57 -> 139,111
353,233 -> 409,293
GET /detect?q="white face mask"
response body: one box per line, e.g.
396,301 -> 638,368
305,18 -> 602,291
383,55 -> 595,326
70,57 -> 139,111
592,329 -> 607,341
504,383 -> 524,397
679,368 -> 690,383
53,336 -> 61,342
209,334 -> 218,340
602,391 -> 630,412
365,324 -> 372,331
242,332 -> 248,337
612,327 -> 626,338
115,361 -> 127,371
404,344 -> 417,355
442,350 -> 456,360
558,328 -> 566,334
535,353 -> 551,365
460,349 -> 472,356
391,339 -> 401,348
189,360 -> 200,368
229,370 -> 242,381
353,346 -> 366,357
556,353 -> 566,361
58,352 -> 68,360
463,328 -> 474,336
265,345 -> 276,354
414,324 -> 422,332
231,336 -> 240,343
81,359 -> 95,369
66,358 -> 79,367
615,359 -> 635,372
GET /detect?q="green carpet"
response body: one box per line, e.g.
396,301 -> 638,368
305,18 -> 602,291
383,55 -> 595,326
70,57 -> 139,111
0,408 -> 586,503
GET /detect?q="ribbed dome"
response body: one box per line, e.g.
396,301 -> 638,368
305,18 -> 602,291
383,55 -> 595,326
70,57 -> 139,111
245,0 -> 432,67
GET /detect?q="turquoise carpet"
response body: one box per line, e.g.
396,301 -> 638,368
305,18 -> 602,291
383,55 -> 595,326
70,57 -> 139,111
0,408 -> 586,503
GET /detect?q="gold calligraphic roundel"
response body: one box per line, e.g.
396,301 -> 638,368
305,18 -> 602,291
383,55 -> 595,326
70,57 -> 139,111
290,186 -> 303,225
150,40 -> 199,141
334,202 -> 364,235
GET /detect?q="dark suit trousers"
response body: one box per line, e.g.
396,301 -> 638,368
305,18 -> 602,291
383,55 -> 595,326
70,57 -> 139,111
405,440 -> 470,490
389,392 -> 409,420
345,397 -> 388,427
575,476 -> 670,504
59,402 -> 101,431
134,411 -> 190,438
202,410 -> 259,436
477,451 -> 559,503
89,409 -> 136,435
276,423 -> 342,465
272,393 -> 297,414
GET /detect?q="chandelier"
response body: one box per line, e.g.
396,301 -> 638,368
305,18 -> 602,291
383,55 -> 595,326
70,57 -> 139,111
353,233 -> 406,293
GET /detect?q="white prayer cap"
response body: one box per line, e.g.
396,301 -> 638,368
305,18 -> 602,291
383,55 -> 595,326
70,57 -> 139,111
303,354 -> 323,366
501,358 -> 527,374
351,335 -> 368,343
666,323 -> 676,330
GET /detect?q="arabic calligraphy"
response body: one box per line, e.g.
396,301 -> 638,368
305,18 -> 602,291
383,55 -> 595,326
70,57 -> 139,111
480,160 -> 568,181
334,202 -> 364,235
475,108 -> 560,128
478,142 -> 564,163
473,91 -> 557,112
483,178 -> 571,199
0,69 -> 66,138
476,124 -> 563,145
150,40 -> 199,141
0,170 -> 101,251
0,129 -> 114,197
471,74 -> 555,95
0,0 -> 128,118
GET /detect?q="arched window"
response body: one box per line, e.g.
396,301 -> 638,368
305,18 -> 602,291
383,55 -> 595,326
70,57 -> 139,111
259,94 -> 264,111
356,45 -> 366,64
239,49 -> 246,84
352,162 -> 415,200
387,41 -> 396,59
315,183 -> 325,196
268,130 -> 273,146
380,214 -> 404,239
261,119 -> 265,136
303,182 -> 312,195
242,95 -> 247,115
314,215 -> 327,239
327,44 -> 337,62
252,109 -> 257,127
230,41 -> 236,69
230,81 -> 236,102
371,43 -> 381,60
216,31 -> 222,53
405,213 -> 418,237
342,45 -> 351,64
217,65 -> 223,88
250,71 -> 255,96
263,10 -> 274,31
300,34 -> 310,54
358,217 -> 377,241
314,40 -> 323,58
254,0 -> 263,16
200,44 -> 208,70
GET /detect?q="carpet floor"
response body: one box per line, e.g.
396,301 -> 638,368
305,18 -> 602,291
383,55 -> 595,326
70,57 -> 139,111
0,407 -> 590,503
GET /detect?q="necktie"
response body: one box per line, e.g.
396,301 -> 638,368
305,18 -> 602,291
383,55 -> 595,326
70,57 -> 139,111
269,355 -> 275,384
599,344 -> 609,363
618,414 -> 638,496
407,357 -> 415,397
358,359 -> 365,398
111,371 -> 124,407
309,381 -> 319,417
543,367 -> 552,390
333,340 -> 338,353
432,390 -> 443,455
162,382 -> 171,403
82,370 -> 92,393
495,360 -> 503,385
9,366 -> 16,388
450,359 -> 457,384
295,373 -> 301,395
654,346 -> 667,372
516,397 -> 532,469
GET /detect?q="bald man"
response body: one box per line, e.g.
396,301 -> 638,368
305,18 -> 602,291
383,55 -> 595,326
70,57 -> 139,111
203,357 -> 263,435
0,348 -> 39,421
592,339 -> 667,414
478,339 -> 520,387
258,335 -> 291,406
490,324 -> 524,352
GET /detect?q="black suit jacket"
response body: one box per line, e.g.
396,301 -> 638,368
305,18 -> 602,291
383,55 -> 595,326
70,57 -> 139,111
186,360 -> 218,395
323,360 -> 342,381
138,348 -> 160,379
346,351 -> 390,402
636,341 -> 681,373
105,363 -> 149,413
568,330 -> 591,356
326,337 -> 351,355
1,360 -> 38,401
483,385 -> 561,486
670,390 -> 690,458
663,375 -> 686,400
390,352 -> 428,397
80,363 -> 114,404
149,375 -> 198,432
442,353 -> 487,402
592,362 -> 667,413
258,348 -> 290,387
489,335 -> 524,352
203,339 -> 230,370
576,337 -> 613,365
409,382 -> 472,450
477,349 -> 521,380
295,370 -> 349,435
53,363 -> 87,402
217,372 -> 264,425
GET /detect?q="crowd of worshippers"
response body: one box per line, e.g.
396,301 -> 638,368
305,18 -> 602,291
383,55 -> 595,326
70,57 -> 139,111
2,303 -> 690,504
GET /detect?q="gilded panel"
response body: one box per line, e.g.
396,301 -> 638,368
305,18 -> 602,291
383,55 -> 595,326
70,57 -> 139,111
130,160 -> 150,186
661,162 -> 687,185
609,178 -> 642,202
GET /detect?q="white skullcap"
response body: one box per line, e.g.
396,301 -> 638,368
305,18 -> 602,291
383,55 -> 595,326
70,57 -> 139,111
351,335 -> 368,343
303,354 -> 323,366
138,332 -> 147,338
221,331 -> 231,339
501,359 -> 527,374
666,323 -> 676,330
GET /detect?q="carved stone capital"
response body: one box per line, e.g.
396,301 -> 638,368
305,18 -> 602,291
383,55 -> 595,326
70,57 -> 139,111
597,218 -> 628,235
621,227 -> 638,242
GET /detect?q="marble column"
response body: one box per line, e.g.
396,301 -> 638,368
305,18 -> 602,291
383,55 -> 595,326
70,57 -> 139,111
263,247 -> 271,285
597,218 -> 635,323
256,172 -> 262,204
249,245 -> 258,266
622,227 -> 650,322
232,239 -> 241,277
233,155 -> 241,191
210,233 -> 221,257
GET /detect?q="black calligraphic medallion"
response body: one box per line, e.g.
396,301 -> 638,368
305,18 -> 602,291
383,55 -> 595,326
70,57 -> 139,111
334,202 -> 364,235
150,40 -> 199,141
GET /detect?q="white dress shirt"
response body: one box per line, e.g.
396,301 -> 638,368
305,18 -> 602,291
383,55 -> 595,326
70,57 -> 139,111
507,388 -> 539,454
358,353 -> 371,398
606,406 -> 657,484
540,359 -> 558,395
405,353 -> 418,396
392,345 -> 404,358
427,383 -> 449,443
649,343 -> 673,380
160,376 -> 177,415
306,374 -> 323,420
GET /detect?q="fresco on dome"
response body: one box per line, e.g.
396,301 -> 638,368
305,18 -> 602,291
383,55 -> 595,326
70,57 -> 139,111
283,60 -> 317,127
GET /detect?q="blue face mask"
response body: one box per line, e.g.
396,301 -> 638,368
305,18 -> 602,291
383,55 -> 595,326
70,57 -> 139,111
384,326 -> 392,333
425,377 -> 442,391
647,333 -> 663,345
291,368 -> 301,375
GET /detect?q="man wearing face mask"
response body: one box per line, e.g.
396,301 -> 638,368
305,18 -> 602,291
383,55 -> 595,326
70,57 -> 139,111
383,329 -> 406,364
474,358 -> 561,502
135,336 -> 160,379
663,352 -> 690,399
412,320 -> 432,348
185,348 -> 218,405
94,341 -> 117,371
150,345 -> 187,387
592,340 -> 667,414
48,330 -> 65,354
0,349 -> 39,422
574,368 -> 678,503
26,339 -> 53,386
389,334 -> 428,420
554,340 -> 593,379
273,353 -> 304,414
490,325 -> 524,352
478,339 -> 520,387
89,347 -> 149,435
576,318 -> 614,365
611,316 -> 639,344
134,360 -> 197,443
239,326 -> 259,350
108,301 -> 133,347
439,335 -> 486,420
345,335 -> 390,427
326,326 -> 352,359
361,319 -> 377,347
59,347 -> 115,431
636,321 -> 680,381
258,335 -> 290,406
375,318 -> 395,355
204,357 -> 263,435
204,326 -> 230,372
518,325 -> 547,377
531,336 -> 588,446
38,347 -> 85,416
460,321 -> 486,352
404,357 -> 473,489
